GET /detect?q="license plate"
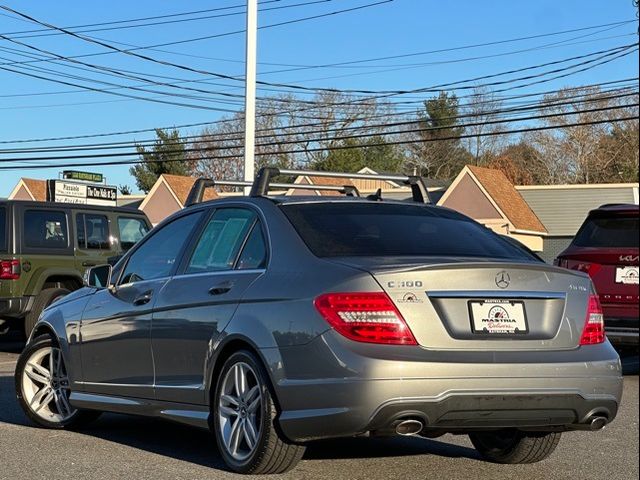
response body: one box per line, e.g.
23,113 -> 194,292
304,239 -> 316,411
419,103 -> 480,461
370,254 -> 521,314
615,266 -> 639,285
469,300 -> 528,335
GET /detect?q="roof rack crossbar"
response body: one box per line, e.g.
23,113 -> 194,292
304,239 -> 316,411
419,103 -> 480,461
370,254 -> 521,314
185,175 -> 360,206
250,167 -> 432,203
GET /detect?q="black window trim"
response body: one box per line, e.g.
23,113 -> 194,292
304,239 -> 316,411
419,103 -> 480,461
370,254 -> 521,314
21,207 -> 72,254
114,209 -> 206,286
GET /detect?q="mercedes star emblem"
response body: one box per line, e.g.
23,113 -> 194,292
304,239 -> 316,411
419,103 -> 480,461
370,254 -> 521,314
495,271 -> 511,289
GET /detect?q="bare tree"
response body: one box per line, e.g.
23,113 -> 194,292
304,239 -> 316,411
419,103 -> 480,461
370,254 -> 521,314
525,87 -> 639,184
463,86 -> 508,165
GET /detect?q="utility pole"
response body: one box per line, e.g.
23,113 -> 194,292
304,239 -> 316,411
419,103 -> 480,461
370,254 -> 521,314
243,0 -> 257,194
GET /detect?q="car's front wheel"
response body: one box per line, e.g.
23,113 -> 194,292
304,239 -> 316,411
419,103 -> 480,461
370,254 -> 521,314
15,335 -> 100,429
212,350 -> 305,474
469,429 -> 562,464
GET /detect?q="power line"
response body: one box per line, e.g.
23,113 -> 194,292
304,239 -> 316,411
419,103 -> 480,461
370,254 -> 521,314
2,1 -> 334,39
1,103 -> 636,163
1,78 -> 636,144
0,1 -> 394,79
0,116 -> 635,171
2,29 -> 634,117
2,90 -> 637,154
1,4 -> 631,97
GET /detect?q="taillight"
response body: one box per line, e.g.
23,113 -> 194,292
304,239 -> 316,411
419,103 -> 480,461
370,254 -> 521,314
0,259 -> 20,280
579,294 -> 605,345
573,262 -> 602,278
314,292 -> 417,345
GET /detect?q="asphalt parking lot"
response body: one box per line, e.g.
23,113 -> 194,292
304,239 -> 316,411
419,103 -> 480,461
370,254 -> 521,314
0,338 -> 637,480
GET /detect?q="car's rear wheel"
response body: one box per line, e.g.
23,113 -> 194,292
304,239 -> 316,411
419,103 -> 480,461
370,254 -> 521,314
469,429 -> 561,464
24,288 -> 70,339
15,335 -> 100,429
212,350 -> 305,474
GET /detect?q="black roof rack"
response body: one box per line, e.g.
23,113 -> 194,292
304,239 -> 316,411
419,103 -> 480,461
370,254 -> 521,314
184,176 -> 359,207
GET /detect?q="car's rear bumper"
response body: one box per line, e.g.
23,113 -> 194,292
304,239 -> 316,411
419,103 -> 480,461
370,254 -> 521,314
272,332 -> 623,442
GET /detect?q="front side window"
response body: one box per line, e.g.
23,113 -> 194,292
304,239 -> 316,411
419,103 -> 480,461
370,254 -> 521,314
118,217 -> 150,251
120,211 -> 202,284
24,210 -> 68,249
187,208 -> 257,274
77,213 -> 110,250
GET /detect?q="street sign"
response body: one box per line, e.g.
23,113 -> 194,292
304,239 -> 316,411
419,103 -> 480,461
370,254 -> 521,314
62,170 -> 104,183
47,180 -> 117,206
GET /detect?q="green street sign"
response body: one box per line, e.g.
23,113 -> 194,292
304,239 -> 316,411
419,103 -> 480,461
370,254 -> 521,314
62,170 -> 104,183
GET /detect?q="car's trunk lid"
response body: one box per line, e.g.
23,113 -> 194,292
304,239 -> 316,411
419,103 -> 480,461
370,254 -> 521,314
330,257 -> 591,350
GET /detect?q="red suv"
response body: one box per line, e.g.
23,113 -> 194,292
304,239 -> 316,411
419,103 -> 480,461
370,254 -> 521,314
556,204 -> 639,347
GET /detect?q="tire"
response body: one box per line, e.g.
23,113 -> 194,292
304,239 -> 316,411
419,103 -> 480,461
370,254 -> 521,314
212,350 -> 305,474
15,334 -> 101,429
24,288 -> 70,339
469,429 -> 562,464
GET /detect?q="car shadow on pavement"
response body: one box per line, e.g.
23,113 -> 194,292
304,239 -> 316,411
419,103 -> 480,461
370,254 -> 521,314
0,373 -> 479,469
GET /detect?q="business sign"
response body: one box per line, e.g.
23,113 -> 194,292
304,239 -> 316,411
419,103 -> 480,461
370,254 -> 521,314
62,170 -> 104,183
47,180 -> 117,206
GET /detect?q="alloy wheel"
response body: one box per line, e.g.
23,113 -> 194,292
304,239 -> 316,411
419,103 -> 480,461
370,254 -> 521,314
218,362 -> 263,461
21,346 -> 76,423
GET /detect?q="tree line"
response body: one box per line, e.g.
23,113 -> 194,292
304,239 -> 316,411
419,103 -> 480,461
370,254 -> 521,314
129,85 -> 639,193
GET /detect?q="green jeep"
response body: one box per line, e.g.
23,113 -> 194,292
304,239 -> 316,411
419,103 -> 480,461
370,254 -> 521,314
0,200 -> 151,337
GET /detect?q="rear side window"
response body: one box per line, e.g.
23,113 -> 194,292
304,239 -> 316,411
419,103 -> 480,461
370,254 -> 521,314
237,224 -> 267,270
187,208 -> 257,273
573,216 -> 639,248
24,210 -> 68,249
281,203 -> 534,260
77,213 -> 110,250
0,207 -> 6,252
118,217 -> 149,251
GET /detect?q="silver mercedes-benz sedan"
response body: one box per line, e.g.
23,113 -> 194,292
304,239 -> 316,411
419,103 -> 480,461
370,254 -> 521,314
15,175 -> 622,475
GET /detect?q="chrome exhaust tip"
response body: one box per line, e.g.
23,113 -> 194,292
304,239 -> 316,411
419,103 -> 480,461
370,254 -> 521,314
590,416 -> 608,431
395,419 -> 424,436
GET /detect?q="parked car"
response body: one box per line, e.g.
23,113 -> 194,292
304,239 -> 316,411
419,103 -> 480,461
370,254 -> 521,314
555,204 -> 639,347
14,170 -> 622,475
0,200 -> 151,337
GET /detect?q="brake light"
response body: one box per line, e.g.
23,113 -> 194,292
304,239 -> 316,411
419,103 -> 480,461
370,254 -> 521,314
0,259 -> 20,280
314,292 -> 417,345
573,262 -> 602,278
579,294 -> 605,345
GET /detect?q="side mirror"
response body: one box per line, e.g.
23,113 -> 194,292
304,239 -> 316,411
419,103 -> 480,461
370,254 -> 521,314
84,264 -> 112,289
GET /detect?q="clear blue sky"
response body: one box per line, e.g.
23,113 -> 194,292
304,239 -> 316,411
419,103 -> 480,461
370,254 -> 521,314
0,0 -> 638,196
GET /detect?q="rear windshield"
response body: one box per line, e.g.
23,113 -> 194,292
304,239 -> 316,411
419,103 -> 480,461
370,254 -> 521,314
0,207 -> 6,252
281,203 -> 536,260
573,215 -> 639,248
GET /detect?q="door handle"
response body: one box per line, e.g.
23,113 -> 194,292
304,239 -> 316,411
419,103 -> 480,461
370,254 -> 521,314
209,282 -> 234,296
82,261 -> 97,267
133,290 -> 153,306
